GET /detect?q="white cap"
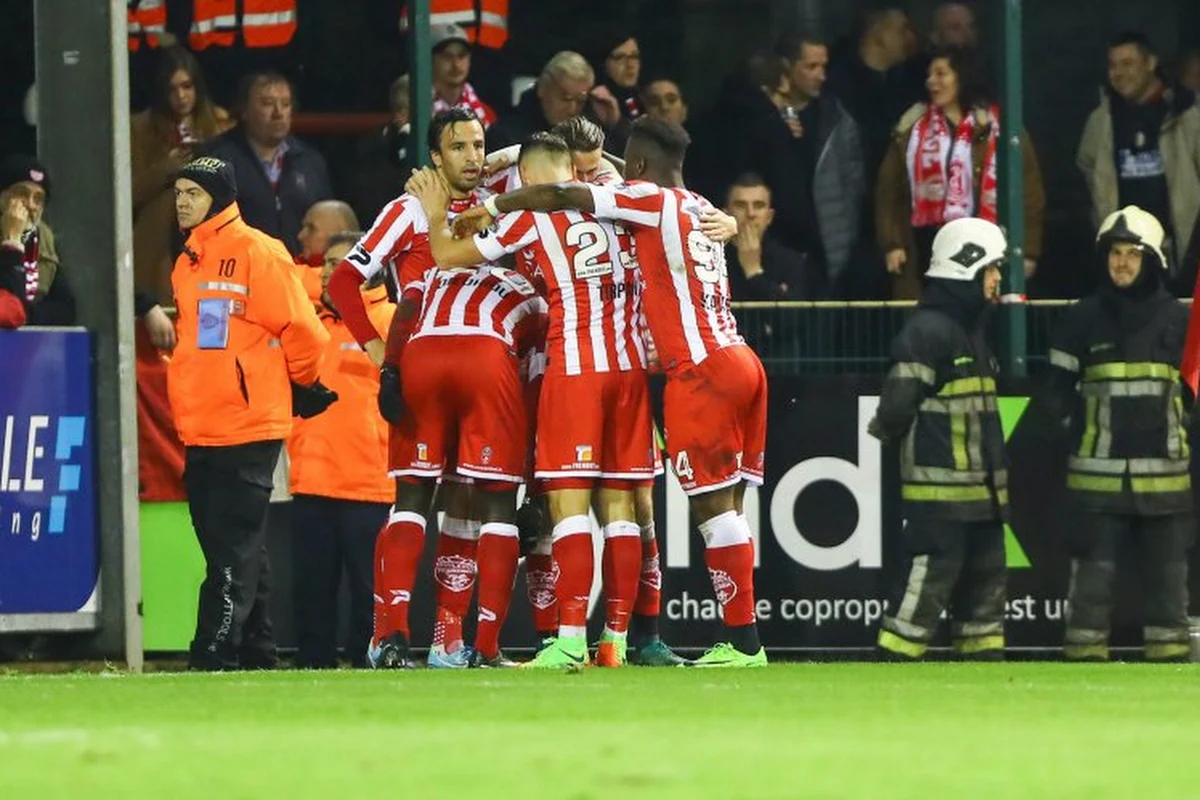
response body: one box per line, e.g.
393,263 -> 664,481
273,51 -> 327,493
430,23 -> 470,51
925,218 -> 1009,282
1097,205 -> 1168,270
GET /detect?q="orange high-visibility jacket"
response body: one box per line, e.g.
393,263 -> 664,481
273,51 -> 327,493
169,203 -> 328,447
289,288 -> 394,503
400,0 -> 508,49
128,0 -> 167,52
189,0 -> 297,50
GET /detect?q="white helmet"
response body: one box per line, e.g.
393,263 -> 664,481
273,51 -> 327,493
925,218 -> 1009,282
1096,206 -> 1167,271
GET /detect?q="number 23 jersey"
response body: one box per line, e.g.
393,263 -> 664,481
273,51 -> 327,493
474,208 -> 647,378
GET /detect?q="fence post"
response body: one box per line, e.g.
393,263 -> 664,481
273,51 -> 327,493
1000,0 -> 1027,377
409,0 -> 432,168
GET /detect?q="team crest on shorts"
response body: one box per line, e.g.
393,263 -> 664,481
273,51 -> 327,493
575,445 -> 594,464
416,442 -> 428,463
434,554 -> 477,593
481,446 -> 493,465
708,567 -> 737,605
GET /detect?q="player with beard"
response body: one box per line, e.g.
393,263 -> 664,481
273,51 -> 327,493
327,108 -> 497,669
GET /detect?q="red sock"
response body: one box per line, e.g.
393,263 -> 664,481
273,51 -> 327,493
431,519 -> 477,649
474,523 -> 520,659
552,514 -> 593,635
525,549 -> 559,637
373,509 -> 426,641
699,511 -> 756,628
601,521 -> 641,635
634,529 -> 662,618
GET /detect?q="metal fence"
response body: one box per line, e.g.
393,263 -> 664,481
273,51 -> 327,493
732,300 -> 1084,377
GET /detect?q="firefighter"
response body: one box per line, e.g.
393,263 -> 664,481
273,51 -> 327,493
1042,206 -> 1192,662
168,156 -> 336,670
869,217 -> 1010,661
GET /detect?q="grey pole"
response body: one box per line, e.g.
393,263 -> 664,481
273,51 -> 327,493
409,0 -> 432,169
33,0 -> 142,671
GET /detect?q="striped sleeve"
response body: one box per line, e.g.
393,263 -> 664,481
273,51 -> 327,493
588,182 -> 664,229
475,210 -> 538,262
346,196 -> 422,280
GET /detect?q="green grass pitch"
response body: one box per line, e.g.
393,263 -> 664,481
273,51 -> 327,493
1,664 -> 1197,798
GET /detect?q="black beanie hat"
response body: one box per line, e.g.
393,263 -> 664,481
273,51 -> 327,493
178,156 -> 237,217
0,154 -> 51,198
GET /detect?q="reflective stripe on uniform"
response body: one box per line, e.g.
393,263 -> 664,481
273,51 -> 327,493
950,413 -> 967,470
877,629 -> 926,658
1095,397 -> 1112,458
1082,362 -> 1180,382
891,362 -> 937,385
952,634 -> 1004,654
952,620 -> 1003,638
1079,396 -> 1098,457
1144,625 -> 1190,644
895,554 -> 928,627
908,466 -> 1008,485
1048,348 -> 1080,373
1080,379 -> 1170,397
902,485 -> 1007,503
921,395 -> 994,415
967,413 -> 983,469
1144,643 -> 1190,661
1068,456 -> 1190,476
939,376 -> 996,396
198,281 -> 249,295
1130,475 -> 1190,494
1064,643 -> 1109,660
1066,473 -> 1122,493
1064,626 -> 1108,645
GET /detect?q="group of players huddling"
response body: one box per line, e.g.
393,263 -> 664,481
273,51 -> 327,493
326,108 -> 768,669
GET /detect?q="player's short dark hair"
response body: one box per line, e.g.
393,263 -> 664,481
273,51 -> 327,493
428,107 -> 481,154
550,116 -> 605,153
326,231 -> 365,253
518,132 -> 572,164
1109,30 -> 1155,57
628,116 -> 690,166
775,30 -> 826,63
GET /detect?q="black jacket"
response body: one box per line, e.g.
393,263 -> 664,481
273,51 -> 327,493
726,235 -> 815,301
871,283 -> 1008,521
488,88 -> 552,150
1041,287 -> 1191,514
205,128 -> 332,255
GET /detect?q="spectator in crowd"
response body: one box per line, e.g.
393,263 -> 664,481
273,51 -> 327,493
828,7 -> 917,182
641,76 -> 688,127
289,231 -> 394,669
431,23 -> 496,128
489,51 -> 594,148
770,31 -> 867,297
1178,51 -> 1200,94
206,71 -> 332,255
131,46 -> 232,306
931,2 -> 977,48
0,155 -> 74,325
295,200 -> 359,306
0,185 -> 32,328
347,75 -> 412,226
877,46 -> 1044,300
588,31 -> 643,153
724,173 -> 814,300
1077,32 -> 1200,290
168,156 -> 333,671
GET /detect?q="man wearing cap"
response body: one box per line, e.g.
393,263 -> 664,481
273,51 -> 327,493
168,156 -> 336,671
869,217 -> 1011,661
1041,206 -> 1193,663
431,23 -> 496,128
0,154 -> 75,325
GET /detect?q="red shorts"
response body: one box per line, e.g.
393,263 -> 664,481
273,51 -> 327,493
664,345 -> 766,496
389,336 -> 527,483
535,369 -> 656,487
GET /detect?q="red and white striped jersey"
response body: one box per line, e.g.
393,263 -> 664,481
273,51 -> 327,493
588,180 -> 742,370
407,265 -> 548,352
344,192 -> 491,294
475,208 -> 646,376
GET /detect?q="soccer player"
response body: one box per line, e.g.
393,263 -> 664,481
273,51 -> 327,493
452,116 -> 768,667
327,108 -> 494,669
407,133 -> 655,667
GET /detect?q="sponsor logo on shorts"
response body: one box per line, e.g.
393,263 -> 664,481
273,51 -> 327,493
527,561 -> 560,609
707,568 -> 736,606
575,445 -> 594,463
417,443 -> 428,462
434,554 -> 477,593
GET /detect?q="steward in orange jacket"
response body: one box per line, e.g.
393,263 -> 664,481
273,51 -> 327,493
288,232 -> 394,667
169,157 -> 336,671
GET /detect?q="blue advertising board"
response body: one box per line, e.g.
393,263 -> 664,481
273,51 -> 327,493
0,328 -> 99,630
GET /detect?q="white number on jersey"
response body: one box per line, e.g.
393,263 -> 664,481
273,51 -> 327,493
674,450 -> 695,482
565,220 -> 615,280
686,229 -> 727,284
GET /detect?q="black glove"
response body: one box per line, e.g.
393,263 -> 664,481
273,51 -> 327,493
292,379 -> 339,419
515,494 -> 547,558
378,362 -> 403,425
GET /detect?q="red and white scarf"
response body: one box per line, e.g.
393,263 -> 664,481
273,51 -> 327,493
907,104 -> 1000,228
22,227 -> 39,303
433,82 -> 497,128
